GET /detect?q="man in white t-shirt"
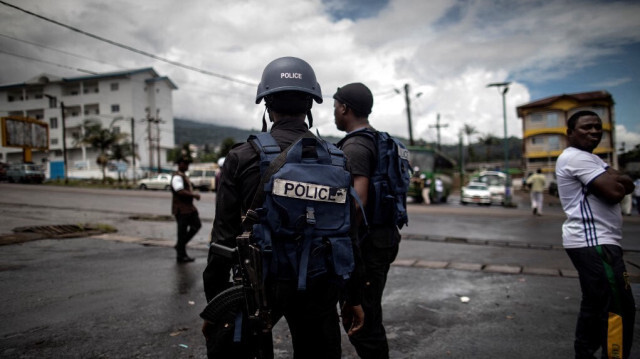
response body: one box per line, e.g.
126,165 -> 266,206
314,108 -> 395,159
556,110 -> 635,358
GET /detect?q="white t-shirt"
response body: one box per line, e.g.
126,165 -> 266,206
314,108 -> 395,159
171,174 -> 185,192
556,147 -> 622,249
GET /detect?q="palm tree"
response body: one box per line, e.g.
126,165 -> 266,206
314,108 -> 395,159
463,124 -> 478,162
111,141 -> 136,182
78,118 -> 129,183
479,133 -> 500,161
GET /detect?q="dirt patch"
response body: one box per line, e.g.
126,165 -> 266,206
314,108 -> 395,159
0,224 -> 117,246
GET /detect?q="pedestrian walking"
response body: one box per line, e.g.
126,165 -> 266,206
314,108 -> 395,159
334,82 -> 410,359
170,156 -> 201,263
201,57 -> 364,359
434,177 -> 444,203
556,110 -> 636,358
526,168 -> 546,215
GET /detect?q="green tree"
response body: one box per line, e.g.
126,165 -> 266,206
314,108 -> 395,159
111,141 -> 136,182
77,119 -> 129,183
463,124 -> 478,162
218,137 -> 236,159
168,143 -> 193,164
479,133 -> 500,161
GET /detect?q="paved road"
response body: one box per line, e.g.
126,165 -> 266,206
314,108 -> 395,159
1,183 -> 640,358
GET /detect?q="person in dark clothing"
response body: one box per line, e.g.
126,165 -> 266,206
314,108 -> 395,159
334,82 -> 400,359
202,57 -> 364,359
171,156 -> 201,263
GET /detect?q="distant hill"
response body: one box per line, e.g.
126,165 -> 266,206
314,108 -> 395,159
174,118 -> 257,146
174,118 -> 343,147
174,117 -> 521,163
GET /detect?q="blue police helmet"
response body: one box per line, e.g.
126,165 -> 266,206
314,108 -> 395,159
255,57 -> 323,105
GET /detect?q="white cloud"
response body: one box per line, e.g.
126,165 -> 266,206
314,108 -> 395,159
1,0 -> 639,145
616,124 -> 640,152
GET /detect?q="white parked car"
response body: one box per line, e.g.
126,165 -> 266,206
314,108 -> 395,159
138,174 -> 172,191
461,182 -> 492,205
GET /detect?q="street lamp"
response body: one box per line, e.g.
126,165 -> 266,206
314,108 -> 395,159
487,82 -> 511,206
44,94 -> 68,184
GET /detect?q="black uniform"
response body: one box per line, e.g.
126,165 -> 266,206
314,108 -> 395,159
203,118 -> 363,359
339,128 -> 400,359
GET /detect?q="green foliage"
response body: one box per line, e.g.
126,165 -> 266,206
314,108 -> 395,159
77,118 -> 130,183
218,137 -> 236,159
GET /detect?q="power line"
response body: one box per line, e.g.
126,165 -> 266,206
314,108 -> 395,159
0,0 -> 257,87
0,49 -> 98,75
0,32 -> 125,70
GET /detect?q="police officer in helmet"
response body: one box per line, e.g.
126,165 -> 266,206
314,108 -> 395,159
202,56 -> 364,358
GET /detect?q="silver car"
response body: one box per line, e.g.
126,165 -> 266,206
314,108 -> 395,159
138,173 -> 172,190
461,182 -> 492,205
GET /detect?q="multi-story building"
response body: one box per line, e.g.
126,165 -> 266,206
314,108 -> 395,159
0,68 -> 177,179
516,90 -> 616,182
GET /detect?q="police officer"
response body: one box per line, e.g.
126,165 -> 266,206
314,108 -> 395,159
334,83 -> 400,359
202,57 -> 364,359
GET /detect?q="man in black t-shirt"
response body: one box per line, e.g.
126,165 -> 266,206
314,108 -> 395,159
333,83 -> 400,359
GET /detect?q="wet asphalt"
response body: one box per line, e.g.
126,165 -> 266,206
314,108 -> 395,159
1,183 -> 640,358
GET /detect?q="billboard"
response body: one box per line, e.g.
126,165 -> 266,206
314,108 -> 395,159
1,116 -> 49,150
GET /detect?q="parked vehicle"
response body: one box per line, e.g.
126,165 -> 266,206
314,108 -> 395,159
0,162 -> 8,181
6,163 -> 45,184
470,170 -> 506,205
138,173 -> 172,190
188,167 -> 217,192
407,146 -> 455,203
548,180 -> 558,197
461,182 -> 492,205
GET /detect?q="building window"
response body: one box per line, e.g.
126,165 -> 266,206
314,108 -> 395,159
548,135 -> 560,150
531,136 -> 544,145
113,126 -> 120,135
546,112 -> 559,127
48,97 -> 57,108
51,138 -> 58,145
530,113 -> 543,123
111,104 -> 120,113
111,83 -> 119,91
50,117 -> 58,129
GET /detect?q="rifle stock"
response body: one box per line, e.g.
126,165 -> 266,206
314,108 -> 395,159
236,232 -> 272,331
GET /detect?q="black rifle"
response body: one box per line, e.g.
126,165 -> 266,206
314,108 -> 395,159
200,228 -> 272,334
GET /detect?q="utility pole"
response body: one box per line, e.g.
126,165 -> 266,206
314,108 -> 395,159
44,95 -> 67,184
458,130 -> 465,189
130,117 -> 136,183
60,101 -> 68,184
402,84 -> 415,146
154,110 -> 162,173
487,82 -> 512,206
146,112 -> 154,173
429,113 -> 449,151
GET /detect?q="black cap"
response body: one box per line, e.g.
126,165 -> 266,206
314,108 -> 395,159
333,82 -> 373,115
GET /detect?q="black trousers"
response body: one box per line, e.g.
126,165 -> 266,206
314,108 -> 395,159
174,211 -> 201,257
348,240 -> 399,359
206,278 -> 342,359
566,245 -> 635,359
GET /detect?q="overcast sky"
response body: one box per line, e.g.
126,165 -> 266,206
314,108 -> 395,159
1,0 -> 639,149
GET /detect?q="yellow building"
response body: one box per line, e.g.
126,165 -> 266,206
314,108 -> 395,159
516,90 -> 616,181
